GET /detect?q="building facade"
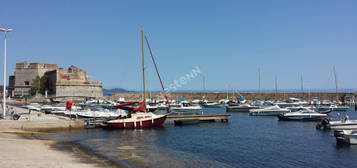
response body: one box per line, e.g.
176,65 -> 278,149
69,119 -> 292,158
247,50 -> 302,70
9,62 -> 103,98
45,66 -> 103,97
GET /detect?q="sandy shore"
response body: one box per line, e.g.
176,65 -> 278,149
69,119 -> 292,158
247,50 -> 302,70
0,105 -> 122,168
0,130 -> 121,168
0,105 -> 85,131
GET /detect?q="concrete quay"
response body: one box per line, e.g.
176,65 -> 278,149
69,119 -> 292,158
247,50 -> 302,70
0,105 -> 85,132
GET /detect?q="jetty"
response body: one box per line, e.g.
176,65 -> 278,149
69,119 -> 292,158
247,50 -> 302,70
167,114 -> 231,122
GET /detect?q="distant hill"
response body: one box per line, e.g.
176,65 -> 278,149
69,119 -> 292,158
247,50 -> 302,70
103,88 -> 135,96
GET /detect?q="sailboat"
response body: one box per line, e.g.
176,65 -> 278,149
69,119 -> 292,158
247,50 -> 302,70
105,30 -> 167,129
317,67 -> 349,112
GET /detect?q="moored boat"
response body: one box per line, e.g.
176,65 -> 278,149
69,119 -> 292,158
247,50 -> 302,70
104,30 -> 166,129
23,103 -> 41,111
169,103 -> 202,115
331,105 -> 350,111
106,112 -> 166,129
41,104 -> 81,113
202,101 -> 224,108
278,109 -> 327,121
73,110 -> 127,119
316,115 -> 357,130
226,104 -> 259,112
249,105 -> 290,116
334,130 -> 357,145
274,98 -> 309,108
318,104 -> 350,112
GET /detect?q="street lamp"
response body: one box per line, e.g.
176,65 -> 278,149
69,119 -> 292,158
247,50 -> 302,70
0,28 -> 13,119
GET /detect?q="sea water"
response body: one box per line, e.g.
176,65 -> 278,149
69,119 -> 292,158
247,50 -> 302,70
37,107 -> 357,168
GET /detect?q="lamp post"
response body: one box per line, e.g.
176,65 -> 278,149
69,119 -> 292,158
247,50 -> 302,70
0,28 -> 13,119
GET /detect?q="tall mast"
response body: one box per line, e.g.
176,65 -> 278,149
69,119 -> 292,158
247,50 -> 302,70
275,75 -> 278,101
226,84 -> 229,99
141,30 -> 146,104
300,73 -> 304,98
203,76 -> 206,98
258,68 -> 261,94
333,66 -> 338,102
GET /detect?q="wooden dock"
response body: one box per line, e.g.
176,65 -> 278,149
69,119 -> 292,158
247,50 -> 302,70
167,114 -> 231,122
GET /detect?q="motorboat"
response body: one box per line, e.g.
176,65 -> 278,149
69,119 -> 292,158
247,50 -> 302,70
250,105 -> 290,116
278,109 -> 327,121
153,103 -> 169,114
167,102 -> 202,125
274,98 -> 309,108
334,130 -> 357,145
191,99 -> 202,104
41,104 -> 81,113
49,110 -> 66,115
318,104 -> 349,112
287,106 -> 314,112
169,103 -> 203,115
41,104 -> 66,112
316,115 -> 357,130
72,110 -> 127,119
226,104 -> 259,112
202,101 -> 224,108
146,103 -> 159,112
218,99 -> 230,105
23,103 -> 41,111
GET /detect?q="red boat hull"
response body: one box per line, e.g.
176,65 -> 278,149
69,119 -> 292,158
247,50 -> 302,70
106,115 -> 166,129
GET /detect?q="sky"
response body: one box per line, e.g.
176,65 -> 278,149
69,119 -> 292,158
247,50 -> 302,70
1,0 -> 357,91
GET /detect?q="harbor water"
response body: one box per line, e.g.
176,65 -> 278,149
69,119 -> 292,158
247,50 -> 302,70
36,107 -> 357,168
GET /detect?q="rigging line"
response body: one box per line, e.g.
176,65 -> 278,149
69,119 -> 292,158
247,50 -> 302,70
144,35 -> 169,102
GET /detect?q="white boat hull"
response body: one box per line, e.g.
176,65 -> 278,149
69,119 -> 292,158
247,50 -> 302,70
278,111 -> 327,121
334,130 -> 357,145
250,105 -> 290,116
250,110 -> 289,116
324,120 -> 357,130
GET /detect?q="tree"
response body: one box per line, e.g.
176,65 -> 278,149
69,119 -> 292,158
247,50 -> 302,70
29,75 -> 48,96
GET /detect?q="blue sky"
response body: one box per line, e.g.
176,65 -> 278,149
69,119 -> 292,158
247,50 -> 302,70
1,0 -> 357,91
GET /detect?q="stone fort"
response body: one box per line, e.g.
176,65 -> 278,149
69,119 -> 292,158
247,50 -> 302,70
9,62 -> 103,98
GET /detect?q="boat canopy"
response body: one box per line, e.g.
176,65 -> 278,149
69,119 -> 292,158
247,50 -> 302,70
114,101 -> 147,112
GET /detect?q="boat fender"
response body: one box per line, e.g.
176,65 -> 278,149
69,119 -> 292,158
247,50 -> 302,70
12,114 -> 20,120
334,130 -> 345,137
316,124 -> 322,129
321,118 -> 329,125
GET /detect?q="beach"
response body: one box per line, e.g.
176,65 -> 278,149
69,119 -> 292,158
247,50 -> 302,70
0,131 -> 103,168
0,105 -> 121,168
